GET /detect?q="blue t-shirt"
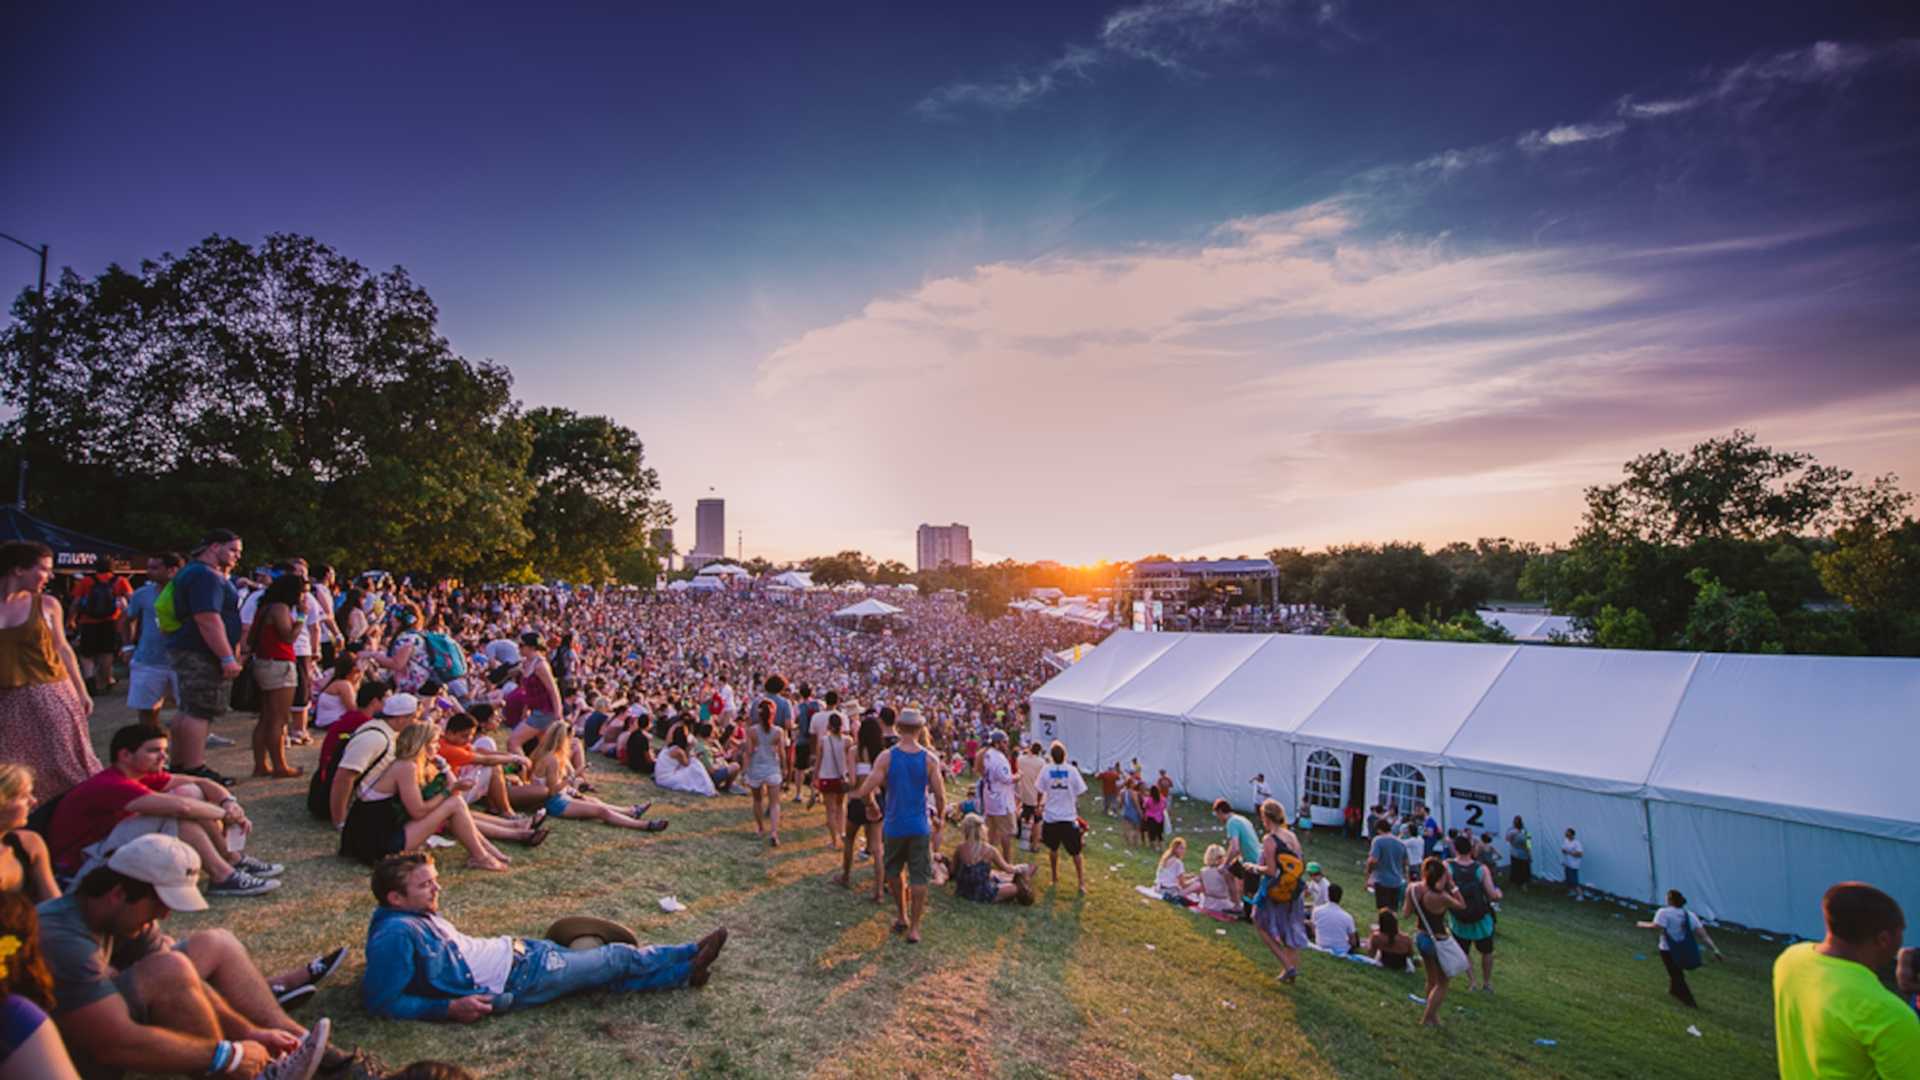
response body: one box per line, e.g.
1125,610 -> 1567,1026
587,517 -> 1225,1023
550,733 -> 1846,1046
124,583 -> 171,667
883,747 -> 932,839
1370,833 -> 1410,888
1224,814 -> 1262,864
164,561 -> 240,656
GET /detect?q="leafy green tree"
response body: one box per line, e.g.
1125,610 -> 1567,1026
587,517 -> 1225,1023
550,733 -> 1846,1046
1326,610 -> 1513,643
803,550 -> 875,586
1265,547 -> 1328,602
1677,570 -> 1785,653
1308,543 -> 1458,625
522,407 -> 668,583
874,559 -> 912,585
1584,429 -> 1878,544
1588,605 -> 1656,650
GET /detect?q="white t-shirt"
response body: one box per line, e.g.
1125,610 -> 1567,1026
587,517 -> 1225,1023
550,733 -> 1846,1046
1303,876 -> 1330,908
1252,779 -> 1274,806
1311,903 -> 1357,955
1016,753 -> 1046,805
980,749 -> 1016,817
809,709 -> 836,746
1652,906 -> 1702,952
1039,763 -> 1086,823
427,913 -> 514,994
1156,857 -> 1187,893
312,582 -> 337,643
1562,838 -> 1584,868
1401,835 -> 1425,870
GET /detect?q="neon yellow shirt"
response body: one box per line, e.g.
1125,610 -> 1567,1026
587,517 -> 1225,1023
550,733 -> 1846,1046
1774,942 -> 1920,1080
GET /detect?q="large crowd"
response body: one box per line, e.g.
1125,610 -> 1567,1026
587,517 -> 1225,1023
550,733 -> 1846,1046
0,532 -> 1915,1079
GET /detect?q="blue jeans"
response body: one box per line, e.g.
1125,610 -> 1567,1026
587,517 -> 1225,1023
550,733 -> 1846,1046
493,938 -> 699,1012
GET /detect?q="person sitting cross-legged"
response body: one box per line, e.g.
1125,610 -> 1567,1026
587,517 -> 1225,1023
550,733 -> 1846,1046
37,834 -> 338,1080
361,851 -> 727,1022
46,723 -> 283,897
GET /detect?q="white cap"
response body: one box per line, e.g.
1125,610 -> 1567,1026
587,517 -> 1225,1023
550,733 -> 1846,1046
106,834 -> 208,912
381,693 -> 420,717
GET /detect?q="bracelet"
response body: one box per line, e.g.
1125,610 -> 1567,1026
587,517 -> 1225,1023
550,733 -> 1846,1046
210,1040 -> 234,1074
219,656 -> 236,665
220,796 -> 239,806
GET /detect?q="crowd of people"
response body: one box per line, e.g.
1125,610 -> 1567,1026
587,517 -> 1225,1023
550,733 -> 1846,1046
0,532 -> 1915,1077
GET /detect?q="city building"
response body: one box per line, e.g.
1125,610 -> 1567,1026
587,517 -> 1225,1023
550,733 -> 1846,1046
650,527 -> 675,571
691,497 -> 725,565
916,522 -> 972,572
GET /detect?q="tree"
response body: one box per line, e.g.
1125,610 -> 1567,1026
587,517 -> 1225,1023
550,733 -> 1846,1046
1326,610 -> 1513,644
1308,543 -> 1459,625
1583,429 -> 1882,544
803,550 -> 875,586
1266,547 -> 1328,602
521,407 -> 668,583
1588,605 -> 1656,650
1677,570 -> 1785,654
874,559 -> 912,585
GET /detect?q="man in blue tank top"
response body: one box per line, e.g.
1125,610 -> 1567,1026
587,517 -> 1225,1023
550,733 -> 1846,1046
851,708 -> 947,944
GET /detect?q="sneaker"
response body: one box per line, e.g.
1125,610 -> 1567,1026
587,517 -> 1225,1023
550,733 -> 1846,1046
208,870 -> 281,897
262,1017 -> 329,1080
304,946 -> 349,988
206,732 -> 237,748
274,983 -> 318,1008
234,854 -> 285,878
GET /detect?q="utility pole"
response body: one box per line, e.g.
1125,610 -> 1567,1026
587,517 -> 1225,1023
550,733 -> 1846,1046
0,233 -> 48,510
737,529 -> 742,562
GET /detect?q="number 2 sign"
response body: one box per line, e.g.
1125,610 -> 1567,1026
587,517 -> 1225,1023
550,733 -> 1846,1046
1448,786 -> 1498,833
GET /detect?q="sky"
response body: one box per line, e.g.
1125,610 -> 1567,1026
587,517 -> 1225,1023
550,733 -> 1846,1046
6,2 -> 1920,565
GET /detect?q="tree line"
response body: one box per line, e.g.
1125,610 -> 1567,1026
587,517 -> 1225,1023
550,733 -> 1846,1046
0,233 -> 669,583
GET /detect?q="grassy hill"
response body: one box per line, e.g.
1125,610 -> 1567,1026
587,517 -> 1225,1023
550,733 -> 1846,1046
83,700 -> 1780,1079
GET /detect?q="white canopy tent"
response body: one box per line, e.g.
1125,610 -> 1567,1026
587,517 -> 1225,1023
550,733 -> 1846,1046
831,597 -> 903,619
683,575 -> 722,592
1027,631 -> 1919,939
1477,610 -> 1585,642
695,563 -> 751,578
768,570 -> 814,589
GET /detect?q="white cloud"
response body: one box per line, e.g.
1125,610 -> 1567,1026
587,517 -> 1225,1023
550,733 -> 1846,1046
914,46 -> 1100,118
1517,121 -> 1627,153
1618,96 -> 1702,119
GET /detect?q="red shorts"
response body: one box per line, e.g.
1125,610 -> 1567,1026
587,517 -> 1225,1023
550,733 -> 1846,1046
815,777 -> 848,794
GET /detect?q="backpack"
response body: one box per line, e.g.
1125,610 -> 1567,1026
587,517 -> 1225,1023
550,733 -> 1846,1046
1669,911 -> 1704,971
421,632 -> 467,682
307,717 -> 383,820
80,575 -> 119,620
1450,860 -> 1493,923
153,580 -> 182,633
1263,835 -> 1306,904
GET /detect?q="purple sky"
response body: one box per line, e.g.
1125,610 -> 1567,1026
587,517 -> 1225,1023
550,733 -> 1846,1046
7,4 -> 1919,563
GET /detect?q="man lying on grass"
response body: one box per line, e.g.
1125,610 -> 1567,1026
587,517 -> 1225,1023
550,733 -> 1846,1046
361,851 -> 728,1021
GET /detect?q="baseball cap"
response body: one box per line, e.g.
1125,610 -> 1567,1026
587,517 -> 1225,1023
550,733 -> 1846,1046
988,730 -> 1007,743
895,708 -> 925,729
1306,862 -> 1323,874
382,693 -> 420,717
107,834 -> 208,912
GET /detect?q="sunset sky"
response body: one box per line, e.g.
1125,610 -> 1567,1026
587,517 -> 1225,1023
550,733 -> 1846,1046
8,3 -> 1919,564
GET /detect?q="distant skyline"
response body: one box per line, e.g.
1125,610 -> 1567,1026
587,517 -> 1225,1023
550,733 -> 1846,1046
7,4 -> 1919,564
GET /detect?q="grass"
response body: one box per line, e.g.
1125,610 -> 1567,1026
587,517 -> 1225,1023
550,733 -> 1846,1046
84,698 -> 1781,1079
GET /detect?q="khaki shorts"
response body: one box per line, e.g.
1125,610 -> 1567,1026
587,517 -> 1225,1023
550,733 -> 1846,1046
253,658 -> 298,692
883,834 -> 933,887
986,812 -> 1015,840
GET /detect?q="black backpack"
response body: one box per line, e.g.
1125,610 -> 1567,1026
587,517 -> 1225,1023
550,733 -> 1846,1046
1450,860 -> 1492,923
80,576 -> 119,620
307,724 -> 391,820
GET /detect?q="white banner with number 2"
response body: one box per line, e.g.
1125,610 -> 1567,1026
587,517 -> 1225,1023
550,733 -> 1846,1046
1448,786 -> 1498,836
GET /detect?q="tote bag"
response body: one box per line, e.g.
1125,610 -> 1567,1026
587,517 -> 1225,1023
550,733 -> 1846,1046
1414,887 -> 1471,977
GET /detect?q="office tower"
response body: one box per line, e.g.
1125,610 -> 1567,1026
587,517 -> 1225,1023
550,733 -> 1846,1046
916,523 -> 972,572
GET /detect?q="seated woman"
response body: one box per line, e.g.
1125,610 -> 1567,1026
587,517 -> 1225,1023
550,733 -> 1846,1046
0,765 -> 58,902
312,656 -> 362,732
948,813 -> 1033,905
523,725 -> 666,831
1365,908 -> 1417,972
1195,844 -> 1239,917
1155,837 -> 1203,904
653,728 -> 718,796
341,723 -> 516,872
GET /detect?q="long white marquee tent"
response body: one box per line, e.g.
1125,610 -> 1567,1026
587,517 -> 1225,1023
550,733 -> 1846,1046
1028,631 -> 1919,940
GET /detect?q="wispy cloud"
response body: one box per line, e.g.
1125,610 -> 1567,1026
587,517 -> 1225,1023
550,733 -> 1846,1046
915,0 -> 1344,117
1517,121 -> 1627,153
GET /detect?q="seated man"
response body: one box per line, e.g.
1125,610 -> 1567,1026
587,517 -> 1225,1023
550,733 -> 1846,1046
363,852 -> 728,1021
47,723 -> 282,897
37,834 -> 339,1080
437,712 -> 527,817
1309,882 -> 1360,957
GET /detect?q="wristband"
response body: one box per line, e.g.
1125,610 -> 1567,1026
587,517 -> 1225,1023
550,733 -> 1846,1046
221,796 -> 239,806
220,656 -> 236,666
210,1040 -> 234,1074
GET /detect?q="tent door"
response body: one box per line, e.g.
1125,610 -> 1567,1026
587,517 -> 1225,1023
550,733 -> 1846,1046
1345,753 -> 1369,818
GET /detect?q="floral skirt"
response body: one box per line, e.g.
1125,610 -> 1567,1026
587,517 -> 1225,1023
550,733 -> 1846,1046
0,680 -> 101,805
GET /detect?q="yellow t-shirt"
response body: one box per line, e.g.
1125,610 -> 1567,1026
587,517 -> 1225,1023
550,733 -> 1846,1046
1774,942 -> 1920,1080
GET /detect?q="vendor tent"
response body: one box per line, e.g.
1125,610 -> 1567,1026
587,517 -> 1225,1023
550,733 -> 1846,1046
0,506 -> 142,571
832,598 -> 902,619
696,563 -> 751,578
768,570 -> 814,589
684,576 -> 722,592
1027,631 -> 1919,940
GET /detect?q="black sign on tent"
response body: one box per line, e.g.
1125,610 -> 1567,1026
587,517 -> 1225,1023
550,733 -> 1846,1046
0,505 -> 143,572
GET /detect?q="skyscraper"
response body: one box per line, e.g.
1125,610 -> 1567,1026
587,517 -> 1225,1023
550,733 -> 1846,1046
693,498 -> 725,565
916,523 -> 972,572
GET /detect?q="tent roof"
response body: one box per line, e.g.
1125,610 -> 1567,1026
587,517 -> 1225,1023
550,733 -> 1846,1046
768,570 -> 814,588
684,576 -> 722,591
1647,653 -> 1920,841
1294,639 -> 1519,761
1185,635 -> 1382,736
695,562 -> 750,577
1443,647 -> 1698,793
832,597 -> 903,618
1477,610 -> 1584,642
0,506 -> 142,569
1031,630 -> 1185,708
1098,634 -> 1271,721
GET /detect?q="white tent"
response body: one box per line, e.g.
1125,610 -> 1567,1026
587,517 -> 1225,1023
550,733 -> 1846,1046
1027,631 -> 1919,939
768,570 -> 814,589
684,575 -> 722,592
832,597 -> 903,619
664,579 -> 692,592
1477,610 -> 1585,642
696,563 -> 750,578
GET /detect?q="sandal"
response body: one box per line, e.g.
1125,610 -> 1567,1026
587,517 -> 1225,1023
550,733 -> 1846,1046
529,808 -> 548,831
639,820 -> 670,832
525,827 -> 551,848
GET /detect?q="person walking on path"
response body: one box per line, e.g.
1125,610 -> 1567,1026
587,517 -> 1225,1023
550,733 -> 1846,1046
0,542 -> 99,809
1637,889 -> 1722,1008
1773,882 -> 1919,1079
1366,817 -> 1409,917
742,700 -> 788,847
850,708 -> 946,944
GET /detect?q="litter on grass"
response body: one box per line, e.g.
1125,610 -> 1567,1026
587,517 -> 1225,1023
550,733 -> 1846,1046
1216,929 -> 1228,935
1633,954 -> 1647,961
1145,943 -> 1157,951
659,896 -> 686,913
1687,1025 -> 1703,1038
1534,1039 -> 1558,1048
1409,994 -> 1427,1005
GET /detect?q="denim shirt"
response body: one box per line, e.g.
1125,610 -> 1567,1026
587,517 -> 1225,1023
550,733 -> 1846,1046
363,906 -> 504,1021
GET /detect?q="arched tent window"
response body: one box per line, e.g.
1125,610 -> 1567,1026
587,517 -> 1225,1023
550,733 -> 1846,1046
1378,763 -> 1427,816
1302,750 -> 1343,809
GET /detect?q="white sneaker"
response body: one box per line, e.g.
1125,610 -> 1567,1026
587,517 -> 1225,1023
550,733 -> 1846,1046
262,1017 -> 329,1080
